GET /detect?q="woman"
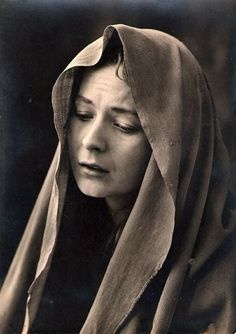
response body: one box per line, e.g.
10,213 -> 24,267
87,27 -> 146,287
0,24 -> 235,333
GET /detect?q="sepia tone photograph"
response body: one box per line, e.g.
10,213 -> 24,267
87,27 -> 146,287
0,0 -> 235,333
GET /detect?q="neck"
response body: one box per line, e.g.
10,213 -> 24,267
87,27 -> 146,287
105,192 -> 137,227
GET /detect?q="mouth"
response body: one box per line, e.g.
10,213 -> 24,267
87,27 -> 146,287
79,162 -> 109,174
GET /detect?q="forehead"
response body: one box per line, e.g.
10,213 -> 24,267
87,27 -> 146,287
77,63 -> 135,109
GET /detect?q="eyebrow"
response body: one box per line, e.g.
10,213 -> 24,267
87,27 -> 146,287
111,107 -> 138,117
76,95 -> 94,106
76,95 -> 137,116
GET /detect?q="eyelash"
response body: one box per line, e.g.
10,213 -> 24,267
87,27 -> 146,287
113,123 -> 139,133
74,111 -> 139,134
75,112 -> 93,121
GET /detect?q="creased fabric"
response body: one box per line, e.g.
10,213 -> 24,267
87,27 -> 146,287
0,24 -> 235,334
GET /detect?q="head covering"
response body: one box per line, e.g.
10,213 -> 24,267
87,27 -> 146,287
0,24 -> 235,334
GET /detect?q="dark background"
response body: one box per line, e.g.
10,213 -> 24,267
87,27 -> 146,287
0,0 -> 236,284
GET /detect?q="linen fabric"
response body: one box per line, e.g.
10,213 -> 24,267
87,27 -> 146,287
0,24 -> 235,334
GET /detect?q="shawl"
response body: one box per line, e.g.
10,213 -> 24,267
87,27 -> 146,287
0,24 -> 235,334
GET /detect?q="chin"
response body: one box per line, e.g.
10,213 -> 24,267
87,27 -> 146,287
78,183 -> 107,198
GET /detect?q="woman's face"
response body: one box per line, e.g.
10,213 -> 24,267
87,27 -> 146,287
68,63 -> 151,203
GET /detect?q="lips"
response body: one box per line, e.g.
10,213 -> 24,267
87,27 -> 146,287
79,162 -> 109,173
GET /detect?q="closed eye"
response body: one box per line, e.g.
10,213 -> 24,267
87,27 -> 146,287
75,111 -> 94,121
113,122 -> 140,134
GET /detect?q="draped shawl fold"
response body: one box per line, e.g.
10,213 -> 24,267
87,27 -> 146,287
0,24 -> 235,333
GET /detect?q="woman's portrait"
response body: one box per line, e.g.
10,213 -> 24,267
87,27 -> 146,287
0,2 -> 235,333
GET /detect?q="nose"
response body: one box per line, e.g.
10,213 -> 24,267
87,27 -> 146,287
82,119 -> 107,152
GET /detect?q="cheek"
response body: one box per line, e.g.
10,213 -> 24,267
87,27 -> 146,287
116,138 -> 151,185
67,126 -> 81,173
67,121 -> 83,153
